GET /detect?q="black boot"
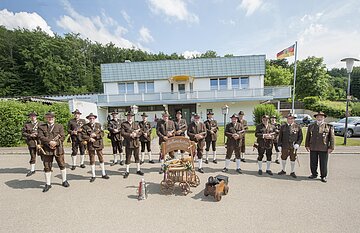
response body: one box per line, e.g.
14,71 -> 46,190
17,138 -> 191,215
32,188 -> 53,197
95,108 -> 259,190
136,170 -> 144,176
71,165 -> 76,170
62,180 -> 70,187
90,177 -> 96,183
26,171 -> 35,177
102,174 -> 110,179
42,184 -> 52,193
123,172 -> 129,178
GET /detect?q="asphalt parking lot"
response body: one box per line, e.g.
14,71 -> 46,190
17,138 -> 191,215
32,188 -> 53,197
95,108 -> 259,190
1,148 -> 360,233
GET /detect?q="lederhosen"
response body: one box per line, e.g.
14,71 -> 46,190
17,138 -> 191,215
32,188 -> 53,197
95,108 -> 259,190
204,119 -> 218,152
108,119 -> 123,154
255,123 -> 276,162
38,123 -> 66,172
68,118 -> 86,156
225,122 -> 243,159
22,121 -> 41,164
121,121 -> 141,164
139,121 -> 152,153
82,123 -> 105,165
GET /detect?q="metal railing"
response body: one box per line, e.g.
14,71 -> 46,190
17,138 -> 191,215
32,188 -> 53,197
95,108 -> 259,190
97,86 -> 291,104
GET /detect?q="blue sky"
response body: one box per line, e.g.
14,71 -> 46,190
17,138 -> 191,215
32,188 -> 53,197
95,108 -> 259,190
0,0 -> 359,68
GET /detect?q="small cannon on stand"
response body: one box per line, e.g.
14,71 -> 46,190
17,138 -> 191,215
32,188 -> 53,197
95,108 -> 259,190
204,175 -> 229,202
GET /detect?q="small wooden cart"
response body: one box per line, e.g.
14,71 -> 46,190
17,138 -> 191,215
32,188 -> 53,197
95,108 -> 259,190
204,175 -> 229,201
160,137 -> 200,195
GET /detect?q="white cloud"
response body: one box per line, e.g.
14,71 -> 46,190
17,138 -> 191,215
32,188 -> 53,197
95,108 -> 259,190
238,0 -> 263,16
56,0 -> 136,48
220,19 -> 236,26
139,26 -> 154,43
182,50 -> 201,59
293,9 -> 360,68
121,10 -> 132,27
148,0 -> 199,23
0,9 -> 54,36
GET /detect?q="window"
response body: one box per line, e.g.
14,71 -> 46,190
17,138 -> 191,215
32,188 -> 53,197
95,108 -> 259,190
138,81 -> 154,93
210,79 -> 218,90
118,83 -> 126,93
219,78 -> 227,90
127,83 -> 134,93
206,109 -> 213,114
240,77 -> 249,89
138,82 -> 146,93
210,78 -> 228,90
231,78 -> 239,89
147,82 -> 154,93
118,82 -> 134,93
178,84 -> 185,93
190,82 -> 193,92
171,83 -> 174,93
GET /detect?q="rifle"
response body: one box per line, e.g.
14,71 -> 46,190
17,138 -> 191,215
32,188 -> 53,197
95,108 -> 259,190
49,134 -> 62,150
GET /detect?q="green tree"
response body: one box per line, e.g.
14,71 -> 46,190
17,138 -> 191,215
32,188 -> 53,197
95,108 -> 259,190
351,67 -> 360,99
265,61 -> 293,86
295,56 -> 330,100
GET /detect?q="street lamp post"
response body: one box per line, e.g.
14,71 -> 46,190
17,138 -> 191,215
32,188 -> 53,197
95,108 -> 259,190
221,105 -> 229,144
341,58 -> 359,145
131,105 -> 139,122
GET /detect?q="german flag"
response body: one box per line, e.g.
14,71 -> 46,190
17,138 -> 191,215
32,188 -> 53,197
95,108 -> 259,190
277,44 -> 295,59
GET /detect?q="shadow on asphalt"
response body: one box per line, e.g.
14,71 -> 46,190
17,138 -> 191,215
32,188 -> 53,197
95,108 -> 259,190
0,167 -> 28,174
5,179 -> 43,189
192,189 -> 217,202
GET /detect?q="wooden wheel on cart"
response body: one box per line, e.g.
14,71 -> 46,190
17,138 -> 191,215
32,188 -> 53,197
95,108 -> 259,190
179,182 -> 191,195
189,174 -> 200,187
160,179 -> 175,194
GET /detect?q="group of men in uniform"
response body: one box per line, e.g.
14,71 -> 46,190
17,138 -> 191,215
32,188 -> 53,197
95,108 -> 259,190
22,107 -> 335,192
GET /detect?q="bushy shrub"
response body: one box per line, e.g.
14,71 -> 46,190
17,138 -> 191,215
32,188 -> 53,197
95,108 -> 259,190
253,104 -> 281,125
303,96 -> 320,109
0,100 -> 71,147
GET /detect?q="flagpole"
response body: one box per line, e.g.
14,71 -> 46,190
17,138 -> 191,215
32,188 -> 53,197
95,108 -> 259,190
291,41 -> 298,114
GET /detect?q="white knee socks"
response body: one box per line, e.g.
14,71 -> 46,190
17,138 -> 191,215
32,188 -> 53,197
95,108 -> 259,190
80,155 -> 85,165
30,164 -> 35,172
258,161 -> 262,170
113,154 -> 118,163
148,151 -> 152,160
225,159 -> 230,168
205,151 -> 209,160
100,163 -> 106,176
91,165 -> 96,177
137,163 -> 141,171
266,161 -> 271,171
72,156 -> 77,166
141,152 -> 145,162
198,158 -> 203,169
126,164 -> 130,173
282,160 -> 287,171
120,153 -> 123,162
213,151 -> 217,160
61,169 -> 67,182
291,161 -> 296,173
45,172 -> 51,185
236,159 -> 241,169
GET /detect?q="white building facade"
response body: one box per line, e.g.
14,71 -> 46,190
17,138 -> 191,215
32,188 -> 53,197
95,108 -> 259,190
49,55 -> 291,125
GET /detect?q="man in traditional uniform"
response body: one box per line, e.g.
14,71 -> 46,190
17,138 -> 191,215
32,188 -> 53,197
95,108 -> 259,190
174,110 -> 188,157
67,109 -> 86,170
270,115 -> 281,164
121,111 -> 144,178
238,111 -> 248,162
277,113 -> 303,178
38,112 -> 69,192
255,115 -> 277,175
223,114 -> 243,173
305,111 -> 335,183
22,111 -> 42,177
204,111 -> 218,164
108,112 -> 124,166
81,113 -> 109,183
187,113 -> 207,173
157,111 -> 176,174
139,112 -> 154,164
